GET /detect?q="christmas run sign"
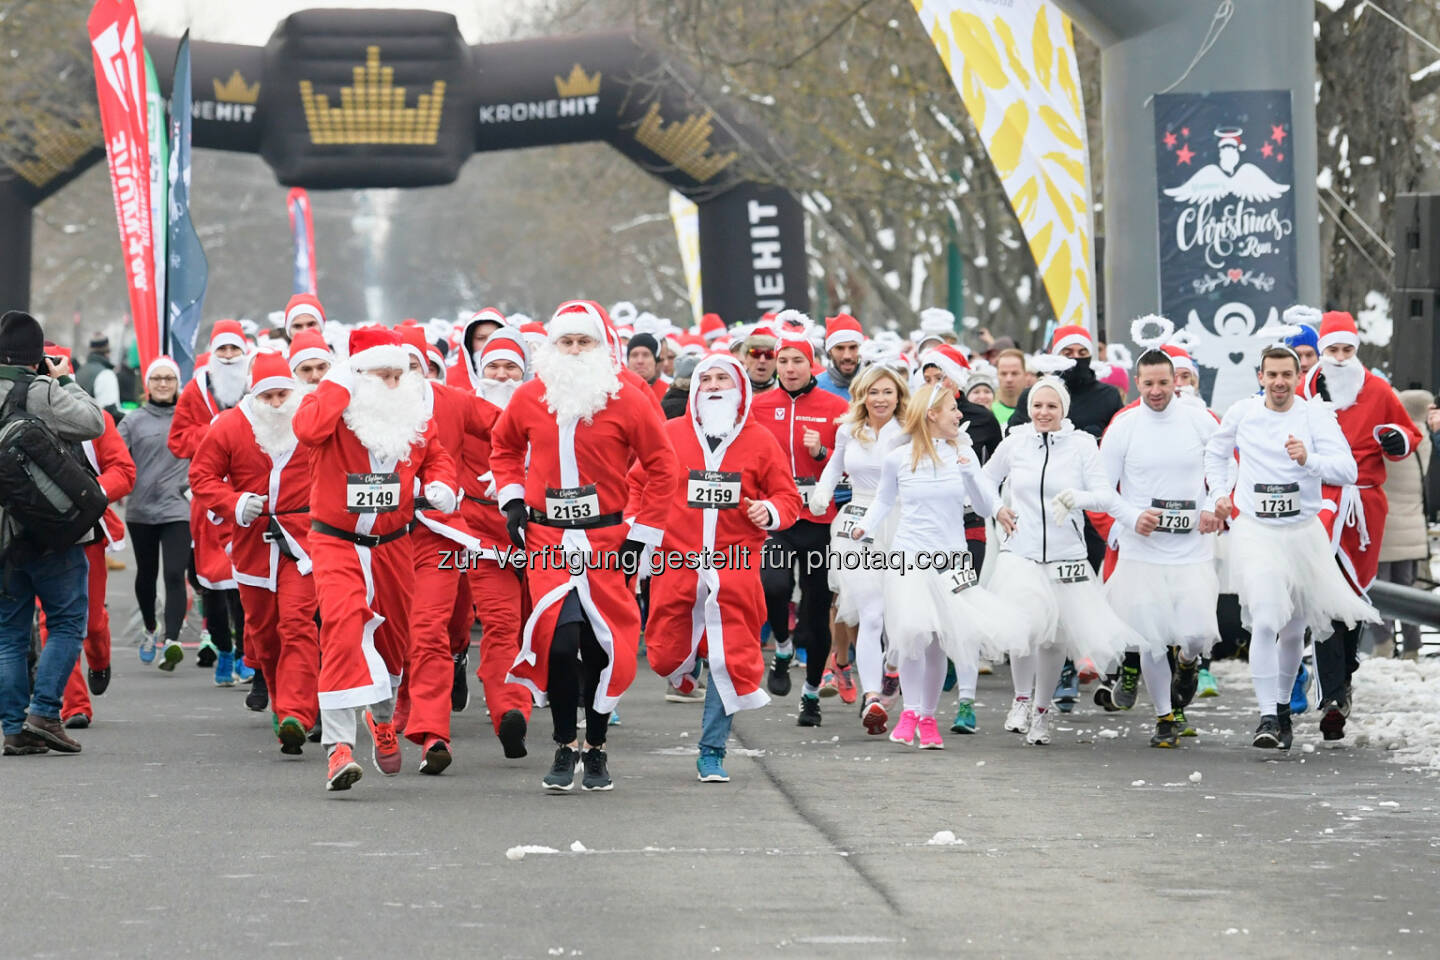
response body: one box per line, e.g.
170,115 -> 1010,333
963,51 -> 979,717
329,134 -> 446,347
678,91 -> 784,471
1153,90 -> 1297,413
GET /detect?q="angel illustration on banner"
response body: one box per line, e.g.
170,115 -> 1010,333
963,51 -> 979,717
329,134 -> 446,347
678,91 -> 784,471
1164,127 -> 1291,204
1177,301 -> 1298,416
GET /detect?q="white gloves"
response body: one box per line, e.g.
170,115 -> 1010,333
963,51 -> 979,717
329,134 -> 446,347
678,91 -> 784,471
479,471 -> 497,500
1048,488 -> 1078,526
240,494 -> 266,525
424,482 -> 458,515
807,486 -> 831,517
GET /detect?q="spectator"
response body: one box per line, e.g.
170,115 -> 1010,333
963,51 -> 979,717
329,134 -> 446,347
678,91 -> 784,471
992,348 -> 1027,426
1367,388 -> 1434,660
661,354 -> 699,420
76,332 -> 123,423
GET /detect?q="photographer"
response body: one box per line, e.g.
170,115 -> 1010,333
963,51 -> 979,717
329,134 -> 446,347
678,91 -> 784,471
0,310 -> 104,756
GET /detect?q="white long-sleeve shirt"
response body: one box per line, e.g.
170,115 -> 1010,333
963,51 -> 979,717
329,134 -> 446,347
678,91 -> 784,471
984,421 -> 1116,563
861,438 -> 1000,554
1203,395 -> 1356,526
1101,399 -> 1220,565
811,418 -> 904,509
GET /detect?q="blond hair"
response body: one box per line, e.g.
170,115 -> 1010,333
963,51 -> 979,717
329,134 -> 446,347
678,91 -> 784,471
904,382 -> 960,472
840,364 -> 910,447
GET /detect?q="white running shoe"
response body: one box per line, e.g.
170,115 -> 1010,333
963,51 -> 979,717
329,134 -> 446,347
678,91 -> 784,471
1026,708 -> 1052,745
1003,697 -> 1031,734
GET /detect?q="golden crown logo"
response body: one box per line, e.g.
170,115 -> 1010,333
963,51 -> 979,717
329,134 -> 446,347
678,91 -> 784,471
213,70 -> 260,104
554,63 -> 601,98
299,46 -> 446,146
633,102 -> 738,183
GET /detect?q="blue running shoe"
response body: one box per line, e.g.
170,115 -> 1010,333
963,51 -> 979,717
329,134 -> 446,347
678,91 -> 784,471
1289,663 -> 1309,715
214,651 -> 236,687
950,699 -> 977,734
943,659 -> 957,692
608,707 -> 621,727
234,655 -> 255,683
138,629 -> 158,664
696,746 -> 730,782
1054,661 -> 1080,713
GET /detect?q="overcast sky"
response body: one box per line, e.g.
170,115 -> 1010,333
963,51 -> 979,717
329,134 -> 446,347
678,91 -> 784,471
135,0 -> 531,45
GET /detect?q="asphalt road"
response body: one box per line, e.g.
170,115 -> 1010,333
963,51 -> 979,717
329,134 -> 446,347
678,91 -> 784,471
2,559 -> 1438,960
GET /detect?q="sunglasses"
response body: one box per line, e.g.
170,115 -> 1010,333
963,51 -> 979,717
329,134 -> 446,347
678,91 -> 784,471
747,348 -> 776,360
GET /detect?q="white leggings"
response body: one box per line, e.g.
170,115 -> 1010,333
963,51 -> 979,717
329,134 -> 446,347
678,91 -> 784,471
1010,645 -> 1068,712
854,603 -> 886,696
1248,614 -> 1307,716
899,640 -> 948,718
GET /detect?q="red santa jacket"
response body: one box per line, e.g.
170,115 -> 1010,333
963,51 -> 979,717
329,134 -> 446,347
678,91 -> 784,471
490,373 -> 678,545
292,376 -> 458,539
84,410 -> 136,548
749,377 -> 848,523
189,404 -> 314,589
1306,368 -> 1422,488
412,380 -> 500,551
167,367 -> 224,460
167,367 -> 238,586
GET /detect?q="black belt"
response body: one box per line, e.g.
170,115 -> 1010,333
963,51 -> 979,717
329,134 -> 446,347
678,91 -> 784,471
465,494 -> 498,506
527,509 -> 623,530
310,519 -> 413,548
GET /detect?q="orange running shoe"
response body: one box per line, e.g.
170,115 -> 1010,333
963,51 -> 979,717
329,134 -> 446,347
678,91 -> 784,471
364,710 -> 403,776
326,744 -> 363,792
834,663 -> 857,705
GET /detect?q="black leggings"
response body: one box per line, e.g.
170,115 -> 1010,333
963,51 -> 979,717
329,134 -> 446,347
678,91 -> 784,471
128,521 -> 191,642
204,588 -> 245,656
761,521 -> 833,688
548,619 -> 611,747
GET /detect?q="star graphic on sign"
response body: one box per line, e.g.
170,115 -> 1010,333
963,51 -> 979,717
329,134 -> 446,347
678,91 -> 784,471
1277,152 -> 1284,162
1271,124 -> 1286,143
1261,142 -> 1274,158
1176,143 -> 1194,165
1163,130 -> 1177,149
1181,127 -> 1190,137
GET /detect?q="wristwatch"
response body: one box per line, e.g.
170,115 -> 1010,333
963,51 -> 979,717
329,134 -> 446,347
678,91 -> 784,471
812,445 -> 828,461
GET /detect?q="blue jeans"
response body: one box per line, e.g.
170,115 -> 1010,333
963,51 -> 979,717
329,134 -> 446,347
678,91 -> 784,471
0,546 -> 89,734
700,668 -> 731,753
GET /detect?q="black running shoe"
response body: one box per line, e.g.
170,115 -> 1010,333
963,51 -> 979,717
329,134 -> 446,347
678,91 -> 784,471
1276,703 -> 1294,751
307,723 -> 322,743
87,665 -> 110,697
63,713 -> 90,730
767,654 -> 793,697
1150,713 -> 1181,748
196,645 -> 217,668
1252,715 -> 1281,748
1113,663 -> 1140,710
451,653 -> 469,712
498,708 -> 528,759
1319,699 -> 1346,741
797,694 -> 822,727
245,670 -> 269,712
581,746 -> 613,791
1054,660 -> 1079,713
543,745 -> 579,791
1171,655 -> 1199,709
880,670 -> 900,700
1093,679 -> 1116,711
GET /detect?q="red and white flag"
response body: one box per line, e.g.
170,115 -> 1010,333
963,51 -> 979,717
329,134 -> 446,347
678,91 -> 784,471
88,0 -> 160,372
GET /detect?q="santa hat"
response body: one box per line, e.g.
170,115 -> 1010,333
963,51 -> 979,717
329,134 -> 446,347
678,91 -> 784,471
1317,311 -> 1359,352
249,350 -> 295,395
284,294 -> 325,334
776,336 -> 814,366
519,321 -> 548,347
700,313 -> 726,342
547,299 -> 609,343
347,326 -> 408,371
479,327 -> 530,377
920,344 -> 970,390
209,319 -> 245,353
396,324 -> 430,370
823,313 -> 864,353
287,329 -> 332,371
1160,344 -> 1198,379
744,325 -> 778,349
919,308 -> 954,336
1050,324 -> 1093,356
145,355 -> 181,383
688,353 -> 752,451
468,307 -> 507,331
1030,374 -> 1071,418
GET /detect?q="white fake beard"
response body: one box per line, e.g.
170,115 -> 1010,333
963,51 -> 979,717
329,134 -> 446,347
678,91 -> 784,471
697,388 -> 742,439
1175,384 -> 1205,407
248,392 -> 300,458
342,369 -> 428,463
479,377 -> 520,409
533,342 -> 620,423
209,357 -> 247,409
1321,355 -> 1364,409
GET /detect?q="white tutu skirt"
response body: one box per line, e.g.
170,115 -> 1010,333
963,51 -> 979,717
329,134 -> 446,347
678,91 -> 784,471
987,551 -> 1139,668
1226,514 -> 1378,636
1212,527 -> 1239,594
828,502 -> 896,627
1103,558 -> 1219,655
879,557 -> 1012,670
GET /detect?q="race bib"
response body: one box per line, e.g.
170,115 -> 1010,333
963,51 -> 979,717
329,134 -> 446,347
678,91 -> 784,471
794,476 -> 817,496
544,484 -> 600,525
947,553 -> 978,593
1047,559 -> 1091,584
1150,498 -> 1196,535
346,472 -> 400,513
1254,482 -> 1299,519
686,470 -> 741,509
836,502 -> 872,543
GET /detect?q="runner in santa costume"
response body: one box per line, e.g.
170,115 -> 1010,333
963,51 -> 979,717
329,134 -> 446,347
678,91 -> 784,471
167,320 -> 249,675
283,293 -> 325,343
392,324 -> 497,775
488,300 -> 679,792
292,326 -> 459,792
287,329 -> 332,385
642,354 -> 802,782
458,328 -> 535,758
1299,311 -> 1419,740
446,307 -> 509,391
189,351 -> 320,756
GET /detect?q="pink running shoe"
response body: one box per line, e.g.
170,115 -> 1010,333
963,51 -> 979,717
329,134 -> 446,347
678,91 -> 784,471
916,716 -> 945,750
889,709 -> 919,746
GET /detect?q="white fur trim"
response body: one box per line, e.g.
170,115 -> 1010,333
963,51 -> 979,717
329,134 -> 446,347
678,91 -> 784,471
1317,329 -> 1359,352
287,346 -> 330,370
627,522 -> 664,548
825,330 -> 863,352
250,376 -> 294,395
480,346 -> 525,372
349,344 -> 408,371
209,332 -> 245,352
145,357 -> 180,381
285,303 -> 323,330
1050,331 -> 1092,355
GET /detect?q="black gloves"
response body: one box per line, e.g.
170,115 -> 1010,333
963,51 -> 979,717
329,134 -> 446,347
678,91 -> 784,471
502,499 -> 527,549
618,538 -> 646,580
1379,427 -> 1407,456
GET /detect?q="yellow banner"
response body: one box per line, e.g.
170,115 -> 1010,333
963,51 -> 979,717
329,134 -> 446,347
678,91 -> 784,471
913,0 -> 1095,328
669,190 -> 704,328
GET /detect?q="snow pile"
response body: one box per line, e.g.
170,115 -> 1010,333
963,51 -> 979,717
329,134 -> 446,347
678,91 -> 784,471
1346,656 -> 1440,771
505,845 -> 559,861
926,830 -> 965,846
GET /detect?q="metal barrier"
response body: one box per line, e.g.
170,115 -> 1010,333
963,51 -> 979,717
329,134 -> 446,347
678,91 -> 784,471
1369,579 -> 1440,626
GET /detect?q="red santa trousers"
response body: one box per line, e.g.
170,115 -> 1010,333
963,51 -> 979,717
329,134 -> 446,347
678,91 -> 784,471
310,531 -> 413,713
237,560 -> 320,729
646,563 -> 770,714
467,557 -> 533,733
400,526 -> 462,745
58,541 -> 112,721
449,571 -> 473,658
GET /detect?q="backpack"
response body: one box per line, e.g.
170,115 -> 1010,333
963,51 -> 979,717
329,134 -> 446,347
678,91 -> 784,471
0,375 -> 108,565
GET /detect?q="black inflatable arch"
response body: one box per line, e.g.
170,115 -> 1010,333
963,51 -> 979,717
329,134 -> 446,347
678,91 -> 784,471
0,9 -> 808,325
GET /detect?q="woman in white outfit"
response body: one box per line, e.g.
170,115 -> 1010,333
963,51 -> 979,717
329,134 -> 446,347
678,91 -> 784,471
809,364 -> 909,734
983,375 -> 1142,745
852,383 -> 1012,750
